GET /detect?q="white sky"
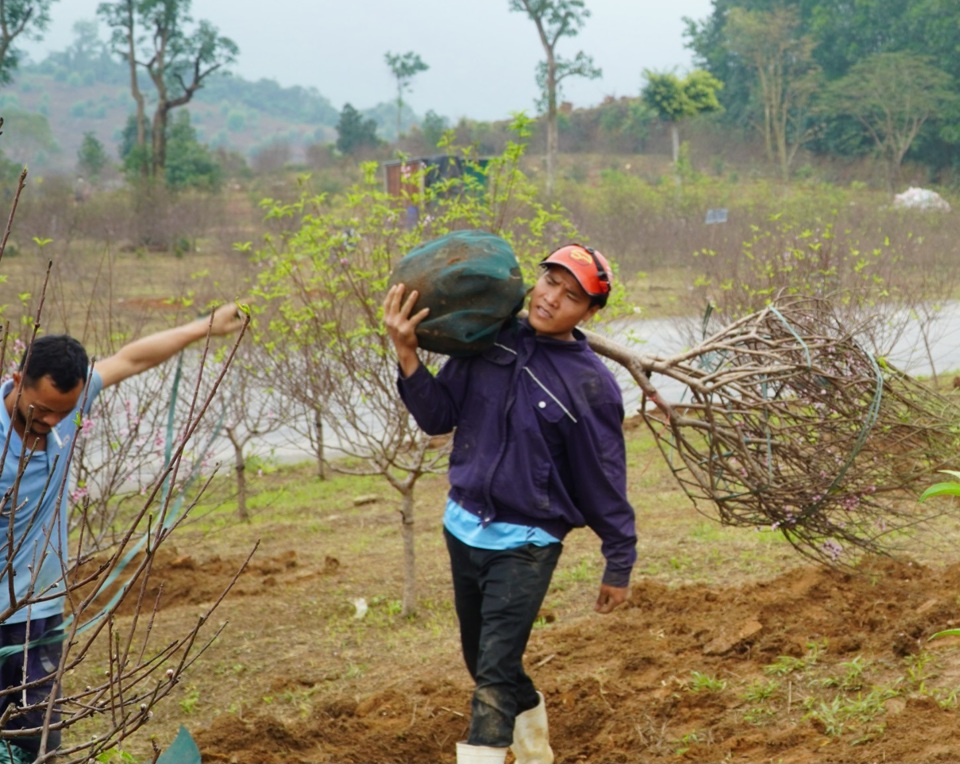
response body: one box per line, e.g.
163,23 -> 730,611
21,0 -> 714,122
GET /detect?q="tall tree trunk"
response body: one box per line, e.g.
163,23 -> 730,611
226,428 -> 248,521
121,0 -> 148,180
396,84 -> 403,141
399,487 -> 416,617
151,107 -> 167,182
545,55 -> 557,198
314,407 -> 326,480
148,28 -> 171,182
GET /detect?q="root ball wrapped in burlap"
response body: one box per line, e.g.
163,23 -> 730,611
388,230 -> 526,357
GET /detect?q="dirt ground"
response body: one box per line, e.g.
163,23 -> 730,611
87,444 -> 960,764
143,555 -> 960,764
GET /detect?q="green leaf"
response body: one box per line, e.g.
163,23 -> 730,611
929,628 -> 960,641
919,482 -> 960,501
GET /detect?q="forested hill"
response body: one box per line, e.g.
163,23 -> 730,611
0,49 -> 409,175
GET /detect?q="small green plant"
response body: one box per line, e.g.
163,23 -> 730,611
673,731 -> 701,756
803,695 -> 848,737
902,651 -> 960,706
920,474 -> 960,640
553,558 -> 595,587
821,656 -> 869,691
919,469 -> 960,501
688,670 -> 727,693
741,678 -> 779,702
931,687 -> 960,709
743,705 -> 777,725
763,654 -> 807,676
368,595 -> 403,617
764,639 -> 826,676
94,748 -> 137,764
802,688 -> 896,739
179,687 -> 201,715
806,639 -> 827,664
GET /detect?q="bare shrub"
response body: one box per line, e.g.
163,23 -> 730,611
250,141 -> 292,175
0,170 -> 252,762
586,295 -> 960,566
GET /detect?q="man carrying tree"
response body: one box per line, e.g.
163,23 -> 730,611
0,304 -> 244,763
383,243 -> 637,764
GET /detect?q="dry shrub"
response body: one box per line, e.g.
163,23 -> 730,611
587,295 -> 960,565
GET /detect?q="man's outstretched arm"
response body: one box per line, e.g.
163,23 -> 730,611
94,303 -> 245,388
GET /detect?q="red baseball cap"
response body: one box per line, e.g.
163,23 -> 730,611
540,244 -> 612,298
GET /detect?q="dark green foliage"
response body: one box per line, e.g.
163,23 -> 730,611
119,114 -> 150,178
38,19 -> 124,86
335,103 -> 380,155
77,131 -> 109,180
420,110 -> 449,149
119,111 -> 221,191
163,112 -> 222,191
595,98 -> 655,152
822,51 -> 957,187
684,0 -> 960,173
642,69 -> 722,123
98,0 -> 238,181
195,74 -> 339,125
0,0 -> 55,86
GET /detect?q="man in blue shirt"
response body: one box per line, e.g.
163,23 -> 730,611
0,304 -> 244,763
384,244 -> 637,764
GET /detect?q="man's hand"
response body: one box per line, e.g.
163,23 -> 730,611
595,583 -> 629,614
382,283 -> 430,378
207,302 -> 247,336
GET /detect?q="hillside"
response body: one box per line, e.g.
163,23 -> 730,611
0,53 -> 417,174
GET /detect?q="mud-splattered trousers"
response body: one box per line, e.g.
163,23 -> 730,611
445,530 -> 561,747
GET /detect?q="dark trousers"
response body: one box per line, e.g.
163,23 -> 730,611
444,529 -> 561,748
0,614 -> 64,758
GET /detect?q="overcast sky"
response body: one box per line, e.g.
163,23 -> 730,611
22,0 -> 715,122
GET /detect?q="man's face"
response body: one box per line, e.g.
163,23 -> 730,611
527,265 -> 600,342
12,373 -> 84,437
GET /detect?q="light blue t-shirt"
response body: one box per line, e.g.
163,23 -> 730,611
443,496 -> 561,550
0,370 -> 104,624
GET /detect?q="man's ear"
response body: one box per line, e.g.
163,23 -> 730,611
582,304 -> 601,323
11,371 -> 21,389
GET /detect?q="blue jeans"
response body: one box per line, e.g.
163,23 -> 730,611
0,614 -> 64,758
444,529 -> 561,748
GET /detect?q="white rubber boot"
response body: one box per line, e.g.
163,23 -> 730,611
511,691 -> 555,764
455,742 -> 508,764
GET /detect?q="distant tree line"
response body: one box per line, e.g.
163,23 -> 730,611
4,0 -> 960,191
685,0 -> 960,184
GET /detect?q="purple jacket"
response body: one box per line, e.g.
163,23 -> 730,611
398,319 -> 637,587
